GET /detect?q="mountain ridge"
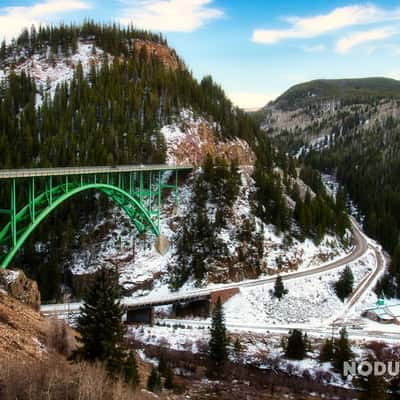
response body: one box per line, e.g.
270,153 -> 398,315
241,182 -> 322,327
265,77 -> 400,111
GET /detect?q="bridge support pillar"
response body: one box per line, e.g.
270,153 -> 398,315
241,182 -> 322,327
127,307 -> 154,325
155,234 -> 170,256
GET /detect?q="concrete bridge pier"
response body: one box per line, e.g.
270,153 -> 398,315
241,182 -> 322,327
155,234 -> 170,255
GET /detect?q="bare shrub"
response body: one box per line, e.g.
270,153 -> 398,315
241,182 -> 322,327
195,338 -> 209,355
0,356 -> 142,400
181,339 -> 193,351
45,318 -> 76,356
315,369 -> 333,384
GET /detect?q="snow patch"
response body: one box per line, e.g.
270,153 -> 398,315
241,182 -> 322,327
1,41 -> 109,107
224,250 -> 374,326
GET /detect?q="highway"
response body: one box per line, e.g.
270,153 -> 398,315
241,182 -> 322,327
41,216 -> 376,318
153,219 -> 390,341
155,318 -> 400,343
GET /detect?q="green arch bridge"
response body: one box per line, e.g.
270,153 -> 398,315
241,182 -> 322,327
0,165 -> 192,269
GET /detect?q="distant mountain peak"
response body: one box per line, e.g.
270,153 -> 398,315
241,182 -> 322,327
268,77 -> 400,111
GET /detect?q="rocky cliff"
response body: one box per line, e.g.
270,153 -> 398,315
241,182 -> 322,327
133,39 -> 183,71
0,269 -> 41,311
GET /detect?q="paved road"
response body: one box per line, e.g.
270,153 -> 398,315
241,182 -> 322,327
156,318 -> 400,342
155,220 -> 391,341
41,216 -> 370,316
233,216 -> 368,289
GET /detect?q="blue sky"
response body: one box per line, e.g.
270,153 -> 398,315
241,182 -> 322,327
1,0 -> 400,109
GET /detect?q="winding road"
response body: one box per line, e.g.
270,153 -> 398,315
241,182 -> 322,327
153,218 -> 392,341
42,216 -> 383,329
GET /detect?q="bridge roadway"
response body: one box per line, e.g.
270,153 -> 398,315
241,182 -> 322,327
41,290 -> 215,317
41,216 -> 371,318
0,164 -> 192,179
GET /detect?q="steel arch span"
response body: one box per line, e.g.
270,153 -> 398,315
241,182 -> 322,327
0,165 -> 192,269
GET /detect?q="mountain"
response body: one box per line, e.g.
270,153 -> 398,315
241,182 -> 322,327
259,77 -> 400,298
269,77 -> 400,111
0,23 -> 385,400
0,23 -> 350,302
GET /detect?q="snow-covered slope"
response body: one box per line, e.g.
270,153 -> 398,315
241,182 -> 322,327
224,249 -> 375,326
1,41 -> 108,106
68,162 -> 350,301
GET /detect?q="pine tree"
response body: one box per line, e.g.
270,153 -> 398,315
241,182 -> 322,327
209,297 -> 228,367
203,153 -> 214,183
285,329 -> 307,360
332,328 -> 353,374
389,377 -> 400,400
163,366 -> 174,389
72,266 -> 125,374
158,352 -> 174,389
158,352 -> 168,376
319,338 -> 334,363
335,266 -> 354,301
123,351 -> 140,388
147,367 -> 162,392
354,357 -> 388,400
273,275 -> 288,300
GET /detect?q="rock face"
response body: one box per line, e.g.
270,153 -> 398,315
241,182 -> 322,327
155,234 -> 170,256
165,116 -> 256,167
132,39 -> 182,71
0,269 -> 41,311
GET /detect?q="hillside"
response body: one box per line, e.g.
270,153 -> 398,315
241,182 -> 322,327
0,22 -> 395,400
267,77 -> 400,111
0,23 -> 268,299
0,23 -> 353,302
259,78 -> 400,299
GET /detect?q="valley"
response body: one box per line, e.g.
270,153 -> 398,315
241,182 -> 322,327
0,20 -> 399,400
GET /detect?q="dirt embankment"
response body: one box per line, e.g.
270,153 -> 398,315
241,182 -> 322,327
0,290 -> 51,361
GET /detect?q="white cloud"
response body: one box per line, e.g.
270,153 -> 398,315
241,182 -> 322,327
335,27 -> 397,53
301,44 -> 326,52
387,71 -> 400,80
118,0 -> 223,32
0,0 -> 91,41
252,4 -> 400,44
228,91 -> 278,110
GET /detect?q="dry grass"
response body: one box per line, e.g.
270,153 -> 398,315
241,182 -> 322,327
44,318 -> 77,356
0,356 -> 159,400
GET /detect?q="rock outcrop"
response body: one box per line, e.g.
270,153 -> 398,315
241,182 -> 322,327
0,291 -> 48,361
165,117 -> 256,167
0,269 -> 41,311
132,39 -> 182,71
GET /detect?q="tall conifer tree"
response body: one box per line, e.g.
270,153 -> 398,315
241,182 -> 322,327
209,297 -> 228,368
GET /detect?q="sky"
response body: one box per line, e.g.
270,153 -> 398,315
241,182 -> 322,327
1,0 -> 400,109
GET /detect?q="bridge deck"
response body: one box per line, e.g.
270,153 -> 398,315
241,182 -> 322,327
0,165 -> 193,179
41,290 -> 214,315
